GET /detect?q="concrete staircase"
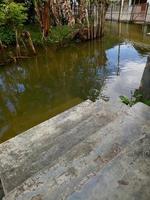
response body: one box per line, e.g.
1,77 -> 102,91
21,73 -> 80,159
0,100 -> 149,200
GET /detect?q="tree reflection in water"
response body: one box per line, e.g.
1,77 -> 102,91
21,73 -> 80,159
0,22 -> 149,143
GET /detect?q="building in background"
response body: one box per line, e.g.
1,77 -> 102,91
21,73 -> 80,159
106,0 -> 150,23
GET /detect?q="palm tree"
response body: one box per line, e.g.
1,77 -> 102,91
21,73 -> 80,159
33,0 -> 50,38
32,0 -> 109,39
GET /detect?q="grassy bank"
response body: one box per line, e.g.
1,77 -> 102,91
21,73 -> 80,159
0,24 -> 77,47
0,24 -> 78,66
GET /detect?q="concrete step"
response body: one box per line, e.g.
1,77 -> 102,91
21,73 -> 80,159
66,134 -> 150,200
67,134 -> 150,200
0,99 -> 118,195
3,103 -> 150,200
0,100 -> 92,193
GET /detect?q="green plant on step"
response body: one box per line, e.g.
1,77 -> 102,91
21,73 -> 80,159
120,95 -> 135,107
120,90 -> 150,107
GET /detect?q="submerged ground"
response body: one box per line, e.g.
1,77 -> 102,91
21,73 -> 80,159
0,22 -> 150,143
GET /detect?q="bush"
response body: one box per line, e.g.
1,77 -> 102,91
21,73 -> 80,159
47,25 -> 76,44
25,25 -> 77,46
0,2 -> 27,28
0,1 -> 27,45
0,26 -> 15,45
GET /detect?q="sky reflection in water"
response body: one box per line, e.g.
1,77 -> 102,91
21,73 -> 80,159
0,22 -> 149,142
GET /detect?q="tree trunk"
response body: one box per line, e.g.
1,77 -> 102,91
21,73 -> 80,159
50,0 -> 62,26
85,4 -> 90,40
34,0 -> 51,38
43,0 -> 50,38
22,31 -> 36,55
78,0 -> 87,24
61,0 -> 75,26
15,29 -> 21,58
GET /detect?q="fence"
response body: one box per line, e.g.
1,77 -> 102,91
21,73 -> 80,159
131,3 -> 148,22
106,3 -> 150,23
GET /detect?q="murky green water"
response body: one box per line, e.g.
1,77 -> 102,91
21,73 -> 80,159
0,22 -> 150,143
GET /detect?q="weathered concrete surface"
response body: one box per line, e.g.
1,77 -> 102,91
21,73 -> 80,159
2,103 -> 150,200
0,181 -> 4,200
0,99 -> 122,195
68,134 -> 150,200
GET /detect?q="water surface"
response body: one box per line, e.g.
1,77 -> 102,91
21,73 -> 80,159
0,22 -> 150,143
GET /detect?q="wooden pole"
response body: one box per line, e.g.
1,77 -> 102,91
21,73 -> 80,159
15,30 -> 21,58
118,0 -> 124,22
111,3 -> 113,21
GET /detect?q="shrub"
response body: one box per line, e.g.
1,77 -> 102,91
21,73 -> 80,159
47,25 -> 76,44
0,26 -> 15,45
0,1 -> 27,45
0,1 -> 27,28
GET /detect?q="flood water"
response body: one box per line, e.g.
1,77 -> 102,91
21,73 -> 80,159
0,22 -> 150,143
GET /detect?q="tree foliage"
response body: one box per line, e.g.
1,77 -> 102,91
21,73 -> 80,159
0,1 -> 27,29
0,0 -> 110,48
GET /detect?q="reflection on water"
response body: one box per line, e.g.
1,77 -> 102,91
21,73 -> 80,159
0,22 -> 149,143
